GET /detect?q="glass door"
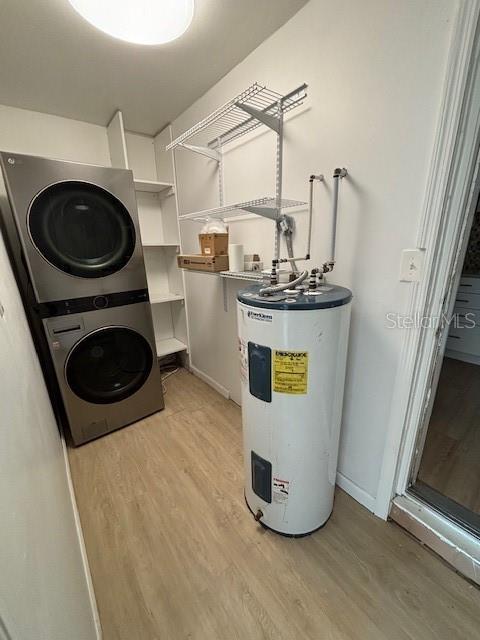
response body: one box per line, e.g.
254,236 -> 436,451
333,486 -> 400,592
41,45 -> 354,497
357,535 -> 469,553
411,195 -> 480,536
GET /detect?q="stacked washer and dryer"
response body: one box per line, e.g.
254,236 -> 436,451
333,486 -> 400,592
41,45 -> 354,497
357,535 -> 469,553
0,152 -> 163,445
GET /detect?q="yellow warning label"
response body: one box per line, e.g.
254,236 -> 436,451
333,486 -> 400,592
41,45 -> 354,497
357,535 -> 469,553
273,350 -> 308,394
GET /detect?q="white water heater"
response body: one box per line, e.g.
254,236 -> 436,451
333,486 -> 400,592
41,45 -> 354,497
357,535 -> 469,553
237,284 -> 352,536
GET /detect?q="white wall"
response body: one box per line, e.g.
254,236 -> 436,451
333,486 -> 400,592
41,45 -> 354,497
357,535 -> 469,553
0,235 -> 98,639
172,0 -> 456,510
0,103 -> 110,165
0,106 -> 103,638
124,131 -> 157,180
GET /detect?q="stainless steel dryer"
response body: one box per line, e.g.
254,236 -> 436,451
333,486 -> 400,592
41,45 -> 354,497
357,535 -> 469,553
43,296 -> 163,445
0,151 -> 147,303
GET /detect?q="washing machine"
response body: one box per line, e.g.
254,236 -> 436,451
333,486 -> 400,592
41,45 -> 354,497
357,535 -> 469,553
43,294 -> 163,445
0,151 -> 147,303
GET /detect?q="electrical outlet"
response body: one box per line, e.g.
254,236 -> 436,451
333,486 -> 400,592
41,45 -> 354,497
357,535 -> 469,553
400,249 -> 425,282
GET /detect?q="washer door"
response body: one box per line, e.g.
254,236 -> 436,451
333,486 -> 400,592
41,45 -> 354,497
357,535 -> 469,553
66,327 -> 154,404
28,181 -> 136,278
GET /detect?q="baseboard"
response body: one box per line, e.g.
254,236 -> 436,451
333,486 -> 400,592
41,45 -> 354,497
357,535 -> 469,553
190,364 -> 230,399
60,430 -> 103,640
336,471 -> 377,513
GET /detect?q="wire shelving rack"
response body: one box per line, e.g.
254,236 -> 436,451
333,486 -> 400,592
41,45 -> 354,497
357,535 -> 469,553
167,83 -> 307,155
169,83 -> 308,260
178,197 -> 305,222
219,270 -> 264,282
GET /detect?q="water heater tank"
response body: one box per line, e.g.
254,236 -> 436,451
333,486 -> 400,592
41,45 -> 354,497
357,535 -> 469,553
237,284 -> 352,536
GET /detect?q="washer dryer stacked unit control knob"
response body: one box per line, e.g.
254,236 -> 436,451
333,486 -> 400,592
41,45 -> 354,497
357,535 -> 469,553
237,285 -> 352,536
0,152 -> 163,445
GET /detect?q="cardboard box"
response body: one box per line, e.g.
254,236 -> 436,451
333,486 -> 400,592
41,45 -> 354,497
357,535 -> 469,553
199,233 -> 228,256
177,254 -> 229,272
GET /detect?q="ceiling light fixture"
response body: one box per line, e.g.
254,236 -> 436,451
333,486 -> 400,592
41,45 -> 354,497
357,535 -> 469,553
68,0 -> 194,45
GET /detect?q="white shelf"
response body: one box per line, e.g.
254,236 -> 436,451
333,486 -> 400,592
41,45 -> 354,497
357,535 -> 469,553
220,271 -> 264,282
150,292 -> 184,304
167,83 -> 307,152
134,178 -> 174,194
180,269 -> 263,282
142,242 -> 180,247
155,337 -> 187,358
179,197 -> 306,222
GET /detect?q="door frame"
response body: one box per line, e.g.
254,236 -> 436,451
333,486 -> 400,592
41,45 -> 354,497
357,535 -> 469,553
375,0 -> 480,519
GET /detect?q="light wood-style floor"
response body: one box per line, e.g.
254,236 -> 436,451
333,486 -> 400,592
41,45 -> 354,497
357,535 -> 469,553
418,357 -> 480,515
68,368 -> 480,640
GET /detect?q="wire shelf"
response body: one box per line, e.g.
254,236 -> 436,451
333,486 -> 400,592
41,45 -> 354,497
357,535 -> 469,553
178,197 -> 306,222
167,83 -> 307,152
219,271 -> 264,282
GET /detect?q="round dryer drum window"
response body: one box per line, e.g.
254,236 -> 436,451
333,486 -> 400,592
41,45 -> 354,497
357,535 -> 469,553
28,181 -> 136,278
66,327 -> 153,404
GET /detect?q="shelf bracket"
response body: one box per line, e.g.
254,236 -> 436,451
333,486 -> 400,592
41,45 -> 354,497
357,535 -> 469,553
158,186 -> 175,200
235,103 -> 281,134
242,206 -> 279,221
178,143 -> 221,163
223,278 -> 228,312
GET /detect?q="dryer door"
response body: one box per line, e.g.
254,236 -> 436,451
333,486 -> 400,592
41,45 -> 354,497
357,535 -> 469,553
65,327 -> 154,404
28,181 -> 136,278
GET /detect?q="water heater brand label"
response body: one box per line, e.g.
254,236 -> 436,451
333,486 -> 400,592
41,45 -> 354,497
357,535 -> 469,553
247,310 -> 272,323
273,350 -> 308,394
